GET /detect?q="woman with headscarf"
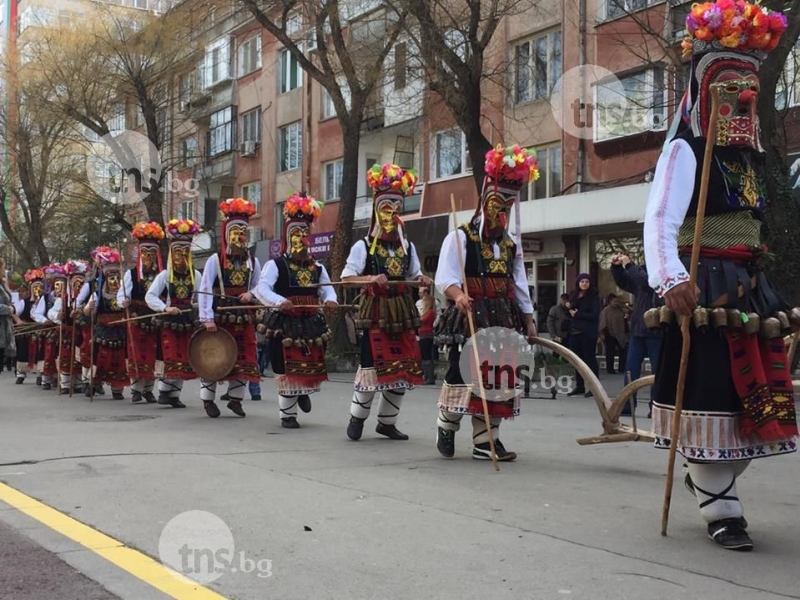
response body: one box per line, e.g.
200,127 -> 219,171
0,258 -> 17,373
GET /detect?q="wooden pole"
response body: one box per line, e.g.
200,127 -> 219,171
68,309 -> 77,397
450,194 -> 499,471
661,85 -> 721,536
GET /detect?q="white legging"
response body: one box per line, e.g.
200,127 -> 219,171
349,389 -> 405,425
200,379 -> 245,401
687,461 -> 751,523
437,411 -> 502,445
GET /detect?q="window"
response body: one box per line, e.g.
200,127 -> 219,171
182,137 -> 199,167
777,43 -> 800,110
279,122 -> 302,172
594,68 -> 667,141
178,199 -> 194,221
394,42 -> 407,91
240,108 -> 261,143
108,105 -> 126,133
321,83 -> 351,119
324,160 -> 344,201
240,182 -> 261,212
432,129 -> 471,179
514,30 -> 562,104
179,71 -> 196,102
520,145 -> 562,200
238,35 -> 262,77
275,202 -> 285,239
202,37 -> 232,89
669,1 -> 693,40
209,107 -> 235,156
604,0 -> 657,20
280,49 -> 301,93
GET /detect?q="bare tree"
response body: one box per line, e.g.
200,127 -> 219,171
390,0 -> 539,193
23,6 -> 196,231
238,0 -> 409,282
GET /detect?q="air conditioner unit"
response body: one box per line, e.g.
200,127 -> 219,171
247,225 -> 263,242
240,140 -> 256,157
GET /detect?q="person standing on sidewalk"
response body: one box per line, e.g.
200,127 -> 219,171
610,253 -> 660,417
547,293 -> 571,346
599,293 -> 628,375
567,274 -> 600,397
417,288 -> 437,384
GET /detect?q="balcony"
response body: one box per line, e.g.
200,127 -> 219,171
188,81 -> 234,122
193,154 -> 235,182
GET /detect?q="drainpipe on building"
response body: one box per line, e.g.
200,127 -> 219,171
304,71 -> 312,195
577,0 -> 587,195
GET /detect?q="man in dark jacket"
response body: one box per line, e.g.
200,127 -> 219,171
546,293 -> 571,345
610,253 -> 661,416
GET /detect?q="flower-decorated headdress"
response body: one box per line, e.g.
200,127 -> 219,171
366,163 -> 417,255
281,193 -> 324,256
476,144 -> 539,252
43,263 -> 67,295
132,221 -> 165,279
219,198 -> 256,268
166,219 -> 199,286
665,0 -> 788,150
90,246 -> 121,268
64,259 -> 89,302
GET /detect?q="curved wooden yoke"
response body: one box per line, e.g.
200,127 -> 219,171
531,337 -> 656,445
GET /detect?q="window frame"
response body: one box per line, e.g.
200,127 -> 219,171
430,128 -> 472,181
280,48 -> 302,93
513,29 -> 562,105
178,199 -> 195,221
240,108 -> 261,144
238,34 -> 262,77
278,121 -> 302,172
208,106 -> 235,157
603,0 -> 659,21
520,144 -> 562,201
323,159 -> 344,202
593,67 -> 668,143
239,181 -> 262,213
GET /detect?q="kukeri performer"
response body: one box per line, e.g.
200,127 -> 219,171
341,163 -> 431,441
197,198 -> 262,418
434,144 -> 538,461
47,260 -> 89,394
643,0 -> 797,551
255,194 -> 337,429
26,268 -> 46,386
118,222 -> 165,404
144,219 -> 202,409
77,246 -> 130,399
37,263 -> 68,391
9,272 -> 39,384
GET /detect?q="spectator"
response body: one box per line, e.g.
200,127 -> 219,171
599,293 -> 629,374
547,293 -> 572,345
418,290 -> 437,384
0,258 -> 16,374
567,273 -> 600,397
610,253 -> 661,417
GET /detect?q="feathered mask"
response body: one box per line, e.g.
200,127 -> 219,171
366,163 -> 416,255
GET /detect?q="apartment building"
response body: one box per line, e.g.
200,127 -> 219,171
22,0 -> 792,319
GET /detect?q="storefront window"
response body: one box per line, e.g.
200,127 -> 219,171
589,234 -> 644,301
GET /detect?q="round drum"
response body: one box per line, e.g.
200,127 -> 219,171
187,328 -> 237,381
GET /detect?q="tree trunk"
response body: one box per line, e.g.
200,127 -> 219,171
327,116 -> 363,354
466,120 -> 491,196
0,191 -> 37,269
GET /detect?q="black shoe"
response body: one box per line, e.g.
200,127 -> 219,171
250,395 -> 262,401
227,400 -> 246,417
437,427 -> 455,458
220,392 -> 230,401
42,382 -> 52,391
157,393 -> 172,405
297,394 -> 312,413
143,392 -> 157,404
347,416 -> 365,440
281,417 -> 300,429
583,390 -> 593,398
94,384 -> 105,396
376,423 -> 409,440
131,391 -> 143,403
204,401 -> 220,418
708,518 -> 753,551
473,440 -> 517,462
567,389 -> 585,396
84,384 -> 91,398
112,392 -> 124,400
15,377 -> 24,385
59,388 -> 70,395
168,398 -> 186,408
36,376 -> 42,386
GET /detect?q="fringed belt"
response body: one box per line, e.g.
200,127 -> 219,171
466,277 -> 514,300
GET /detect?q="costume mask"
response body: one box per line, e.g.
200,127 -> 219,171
288,223 -> 310,258
70,275 -> 85,298
31,282 -> 44,300
103,269 -> 121,295
226,223 -> 248,254
53,278 -> 66,295
140,246 -> 159,274
171,244 -> 191,274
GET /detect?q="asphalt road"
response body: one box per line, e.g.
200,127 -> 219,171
1,370 -> 799,600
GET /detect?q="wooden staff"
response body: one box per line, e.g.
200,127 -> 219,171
120,268 -> 139,383
305,280 -> 424,288
89,298 -> 96,403
57,294 -> 64,399
68,307 -> 77,397
107,309 -> 192,325
450,194 -> 500,472
217,303 -> 359,311
662,85 -> 721,536
14,325 -> 60,337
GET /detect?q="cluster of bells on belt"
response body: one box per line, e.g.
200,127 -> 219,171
213,313 -> 254,326
643,306 -> 800,338
352,317 -> 422,333
256,324 -> 333,349
93,338 -> 125,348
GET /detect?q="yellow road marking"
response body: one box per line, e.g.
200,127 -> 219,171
0,481 -> 228,599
